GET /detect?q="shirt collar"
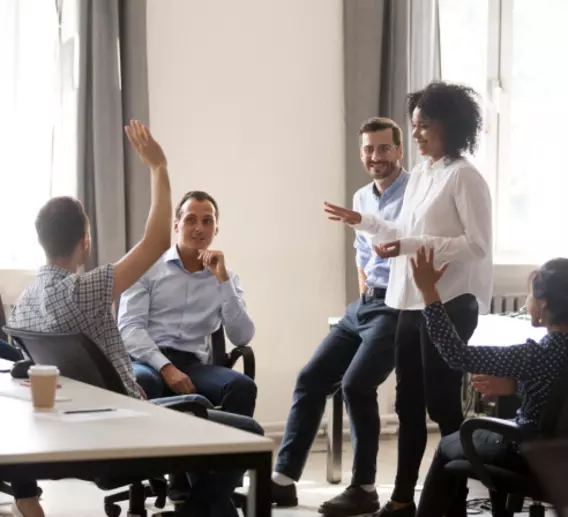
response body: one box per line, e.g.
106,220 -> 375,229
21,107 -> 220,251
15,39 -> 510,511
427,156 -> 454,171
372,168 -> 408,198
164,246 -> 182,264
38,264 -> 72,279
164,245 -> 213,277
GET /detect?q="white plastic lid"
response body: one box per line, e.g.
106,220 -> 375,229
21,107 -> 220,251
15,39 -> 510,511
27,365 -> 60,376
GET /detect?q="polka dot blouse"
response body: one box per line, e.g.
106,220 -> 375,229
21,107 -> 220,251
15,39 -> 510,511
424,301 -> 568,429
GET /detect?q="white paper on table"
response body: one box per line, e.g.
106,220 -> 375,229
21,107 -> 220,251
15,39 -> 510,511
0,385 -> 71,402
35,408 -> 146,423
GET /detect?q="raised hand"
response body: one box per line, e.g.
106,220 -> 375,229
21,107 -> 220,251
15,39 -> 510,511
323,202 -> 362,225
125,120 -> 167,170
410,246 -> 449,294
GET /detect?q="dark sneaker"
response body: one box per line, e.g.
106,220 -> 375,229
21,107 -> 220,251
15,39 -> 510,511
319,486 -> 379,517
271,480 -> 298,507
373,502 -> 416,517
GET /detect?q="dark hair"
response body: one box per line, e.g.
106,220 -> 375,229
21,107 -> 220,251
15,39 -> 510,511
175,191 -> 219,220
359,117 -> 403,147
407,81 -> 482,158
35,197 -> 88,259
532,258 -> 568,325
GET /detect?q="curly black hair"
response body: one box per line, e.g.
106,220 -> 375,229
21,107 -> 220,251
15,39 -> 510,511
532,258 -> 568,325
407,81 -> 482,158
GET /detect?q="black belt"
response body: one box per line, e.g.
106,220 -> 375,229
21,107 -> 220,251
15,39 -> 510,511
364,287 -> 386,299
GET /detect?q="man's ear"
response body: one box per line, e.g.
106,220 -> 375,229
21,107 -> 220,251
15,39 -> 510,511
215,227 -> 219,236
173,219 -> 179,233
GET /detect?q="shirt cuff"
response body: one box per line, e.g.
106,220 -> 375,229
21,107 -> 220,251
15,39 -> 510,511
350,213 -> 378,233
147,350 -> 171,372
399,236 -> 423,255
423,300 -> 444,318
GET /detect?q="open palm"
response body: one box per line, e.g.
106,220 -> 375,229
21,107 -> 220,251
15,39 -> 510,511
410,246 -> 449,292
125,120 -> 167,169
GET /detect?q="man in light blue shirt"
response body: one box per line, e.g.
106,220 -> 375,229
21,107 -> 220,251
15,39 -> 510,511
118,191 -> 257,418
272,118 -> 409,516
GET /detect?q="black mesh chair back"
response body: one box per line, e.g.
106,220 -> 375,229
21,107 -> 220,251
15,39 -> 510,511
3,327 -> 128,396
210,325 -> 227,366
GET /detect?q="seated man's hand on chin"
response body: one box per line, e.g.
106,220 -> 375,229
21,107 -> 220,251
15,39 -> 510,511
472,374 -> 517,398
161,363 -> 196,394
199,249 -> 230,283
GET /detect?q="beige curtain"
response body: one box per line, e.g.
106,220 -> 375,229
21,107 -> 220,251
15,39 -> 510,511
76,0 -> 150,269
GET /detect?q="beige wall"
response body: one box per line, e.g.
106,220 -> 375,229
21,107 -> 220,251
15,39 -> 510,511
146,0 -> 347,429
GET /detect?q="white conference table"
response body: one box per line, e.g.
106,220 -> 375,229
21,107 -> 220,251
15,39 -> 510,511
329,313 -> 547,347
0,359 -> 274,516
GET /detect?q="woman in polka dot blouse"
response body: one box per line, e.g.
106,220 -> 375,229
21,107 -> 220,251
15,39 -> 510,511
409,247 -> 568,517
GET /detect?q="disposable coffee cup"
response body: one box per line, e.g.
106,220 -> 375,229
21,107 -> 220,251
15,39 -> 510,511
28,365 -> 59,410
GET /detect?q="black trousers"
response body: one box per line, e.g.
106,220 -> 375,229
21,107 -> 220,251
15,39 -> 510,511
392,293 -> 479,503
415,429 -> 526,517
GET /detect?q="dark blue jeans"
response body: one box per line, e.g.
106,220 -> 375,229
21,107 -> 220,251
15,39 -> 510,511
275,292 -> 398,486
134,350 -> 257,417
0,339 -> 23,362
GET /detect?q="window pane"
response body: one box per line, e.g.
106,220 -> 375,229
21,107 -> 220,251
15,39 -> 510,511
439,0 -> 489,171
0,0 -> 77,270
497,0 -> 568,262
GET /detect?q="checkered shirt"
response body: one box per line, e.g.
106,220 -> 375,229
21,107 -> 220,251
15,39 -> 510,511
9,264 -> 141,398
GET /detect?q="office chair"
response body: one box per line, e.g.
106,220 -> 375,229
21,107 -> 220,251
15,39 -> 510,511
445,365 -> 568,517
132,325 -> 255,513
4,326 -> 209,517
0,301 -> 23,499
134,325 -> 255,396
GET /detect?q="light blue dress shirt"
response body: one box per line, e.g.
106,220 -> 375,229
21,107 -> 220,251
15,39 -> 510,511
353,170 -> 409,288
117,246 -> 255,372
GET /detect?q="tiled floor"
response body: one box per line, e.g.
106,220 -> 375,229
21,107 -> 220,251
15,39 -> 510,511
0,435 -> 490,517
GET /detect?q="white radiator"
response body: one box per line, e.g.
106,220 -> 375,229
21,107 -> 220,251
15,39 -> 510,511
490,294 -> 526,315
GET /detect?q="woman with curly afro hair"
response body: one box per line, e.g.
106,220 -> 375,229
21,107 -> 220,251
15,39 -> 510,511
324,81 -> 493,517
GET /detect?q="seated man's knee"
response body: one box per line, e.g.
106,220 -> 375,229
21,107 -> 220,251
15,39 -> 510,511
133,362 -> 167,399
230,373 -> 258,400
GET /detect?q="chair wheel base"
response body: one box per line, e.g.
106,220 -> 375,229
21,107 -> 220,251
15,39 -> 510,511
104,502 -> 122,517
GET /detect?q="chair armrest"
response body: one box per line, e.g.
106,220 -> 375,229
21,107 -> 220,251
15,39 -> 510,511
151,394 -> 210,419
460,417 -> 526,490
227,346 -> 256,380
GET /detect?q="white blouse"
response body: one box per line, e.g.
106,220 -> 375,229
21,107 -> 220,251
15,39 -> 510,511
353,157 -> 493,313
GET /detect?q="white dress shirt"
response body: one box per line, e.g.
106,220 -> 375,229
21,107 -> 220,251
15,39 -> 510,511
353,157 -> 493,313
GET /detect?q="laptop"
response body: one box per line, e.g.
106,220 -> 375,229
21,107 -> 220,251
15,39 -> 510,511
523,439 -> 568,517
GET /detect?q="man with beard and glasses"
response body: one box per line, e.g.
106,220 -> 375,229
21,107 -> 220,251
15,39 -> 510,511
271,117 -> 409,516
